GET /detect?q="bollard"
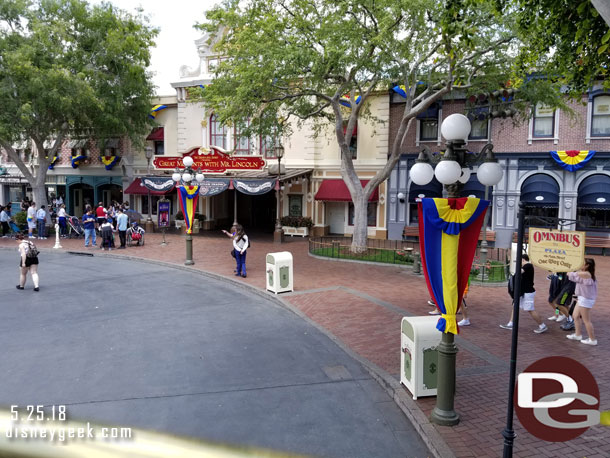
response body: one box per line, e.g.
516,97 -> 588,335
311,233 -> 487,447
53,223 -> 62,249
412,251 -> 421,274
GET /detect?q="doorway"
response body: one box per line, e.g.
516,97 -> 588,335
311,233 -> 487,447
326,202 -> 345,234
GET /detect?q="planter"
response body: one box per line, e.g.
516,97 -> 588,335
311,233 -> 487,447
282,226 -> 309,237
175,219 -> 200,233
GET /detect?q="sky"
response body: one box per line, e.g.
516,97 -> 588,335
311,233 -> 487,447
95,0 -> 220,95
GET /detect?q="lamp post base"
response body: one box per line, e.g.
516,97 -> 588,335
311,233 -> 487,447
185,233 -> 194,265
274,227 -> 284,244
429,332 -> 460,427
145,219 -> 154,234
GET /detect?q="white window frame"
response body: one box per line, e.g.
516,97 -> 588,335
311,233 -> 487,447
587,94 -> 610,143
415,106 -> 442,147
527,104 -> 559,145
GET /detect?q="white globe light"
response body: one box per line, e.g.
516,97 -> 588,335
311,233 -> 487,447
195,173 -> 204,182
182,172 -> 193,182
477,162 -> 503,186
441,114 -> 471,141
434,160 -> 462,185
172,172 -> 181,182
182,156 -> 194,167
409,162 -> 435,185
458,167 -> 471,184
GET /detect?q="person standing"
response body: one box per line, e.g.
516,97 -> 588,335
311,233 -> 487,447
500,254 -> 548,334
0,205 -> 10,237
232,224 -> 249,278
83,208 -> 97,247
26,202 -> 36,239
222,225 -> 238,272
116,208 -> 128,249
36,205 -> 47,239
16,233 -> 39,291
57,204 -> 68,238
95,202 -> 107,226
566,258 -> 598,346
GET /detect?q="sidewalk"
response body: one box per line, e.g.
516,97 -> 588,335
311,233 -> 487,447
3,232 -> 609,457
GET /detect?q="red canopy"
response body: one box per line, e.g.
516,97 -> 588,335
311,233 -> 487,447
124,178 -> 171,195
146,127 -> 164,141
314,179 -> 378,202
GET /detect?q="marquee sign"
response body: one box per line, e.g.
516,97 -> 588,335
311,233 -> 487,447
528,228 -> 586,272
152,146 -> 266,173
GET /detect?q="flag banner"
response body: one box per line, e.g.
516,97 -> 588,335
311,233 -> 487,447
198,178 -> 231,196
418,197 -> 489,334
234,179 -> 276,195
142,177 -> 175,193
71,155 -> 86,168
149,104 -> 168,119
177,186 -> 200,234
48,154 -> 59,170
100,155 -> 119,170
550,150 -> 595,172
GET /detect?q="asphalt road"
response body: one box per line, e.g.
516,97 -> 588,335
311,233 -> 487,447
0,249 -> 429,457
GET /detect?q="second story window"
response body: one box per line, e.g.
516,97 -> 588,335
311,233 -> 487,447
210,114 -> 227,149
234,120 -> 251,155
592,95 -> 610,137
417,103 -> 440,142
533,104 -> 555,137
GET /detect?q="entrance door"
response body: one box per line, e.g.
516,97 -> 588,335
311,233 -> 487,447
73,189 -> 83,217
326,202 -> 345,234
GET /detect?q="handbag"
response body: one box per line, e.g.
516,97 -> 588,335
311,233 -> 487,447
230,249 -> 236,258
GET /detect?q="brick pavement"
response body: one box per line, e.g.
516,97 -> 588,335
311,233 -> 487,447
2,231 -> 609,457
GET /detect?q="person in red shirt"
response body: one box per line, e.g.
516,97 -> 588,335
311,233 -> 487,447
95,202 -> 107,226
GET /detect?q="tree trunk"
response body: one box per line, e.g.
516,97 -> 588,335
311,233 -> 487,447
351,193 -> 368,253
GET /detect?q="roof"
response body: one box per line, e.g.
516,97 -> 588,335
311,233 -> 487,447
147,127 -> 164,141
315,179 -> 379,202
124,178 -> 172,195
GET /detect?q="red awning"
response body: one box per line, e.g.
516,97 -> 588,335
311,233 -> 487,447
314,180 -> 378,202
146,127 -> 164,141
124,178 -> 171,195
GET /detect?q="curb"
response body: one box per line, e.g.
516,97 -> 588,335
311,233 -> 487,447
1,245 -> 455,458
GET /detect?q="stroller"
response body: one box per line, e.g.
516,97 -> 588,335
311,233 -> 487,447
126,221 -> 145,247
67,216 -> 85,238
8,221 -> 22,238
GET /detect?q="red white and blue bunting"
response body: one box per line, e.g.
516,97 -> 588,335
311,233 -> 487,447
550,150 -> 596,172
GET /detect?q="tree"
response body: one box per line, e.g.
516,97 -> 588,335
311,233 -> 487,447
500,0 -> 610,93
198,0 -> 524,251
0,0 -> 157,211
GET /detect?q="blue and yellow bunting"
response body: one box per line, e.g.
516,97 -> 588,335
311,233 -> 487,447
550,150 -> 595,172
100,155 -> 119,171
177,185 -> 200,234
339,94 -> 361,108
149,104 -> 168,119
48,154 -> 59,170
71,155 -> 87,168
418,197 -> 489,334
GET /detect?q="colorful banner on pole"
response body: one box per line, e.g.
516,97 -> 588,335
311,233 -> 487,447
418,197 -> 489,334
177,185 -> 200,234
550,150 -> 595,172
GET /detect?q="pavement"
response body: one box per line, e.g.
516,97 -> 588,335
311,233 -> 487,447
2,231 -> 610,457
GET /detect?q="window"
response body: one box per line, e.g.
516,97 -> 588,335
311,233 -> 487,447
533,104 -> 554,137
576,208 -> 610,231
209,114 -> 227,149
419,119 -> 438,141
289,195 -> 303,217
348,202 -> 377,226
142,195 -> 162,215
469,119 -> 488,140
154,141 -> 164,155
260,135 -> 280,158
592,95 -> 610,136
234,120 -> 251,155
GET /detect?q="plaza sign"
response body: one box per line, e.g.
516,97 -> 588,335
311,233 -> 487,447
152,146 -> 266,173
528,228 -> 585,272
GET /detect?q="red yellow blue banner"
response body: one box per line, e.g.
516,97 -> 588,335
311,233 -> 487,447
339,94 -> 361,108
418,197 -> 489,334
550,150 -> 595,172
149,104 -> 168,119
177,186 -> 200,234
100,155 -> 119,170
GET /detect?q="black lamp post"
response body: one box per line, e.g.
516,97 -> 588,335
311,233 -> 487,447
144,146 -> 154,234
171,156 -> 204,265
274,144 -> 285,244
409,114 -> 503,426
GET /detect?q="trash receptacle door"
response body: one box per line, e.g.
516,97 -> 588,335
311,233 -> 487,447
403,347 -> 412,382
279,266 -> 289,288
423,347 -> 438,390
268,268 -> 274,287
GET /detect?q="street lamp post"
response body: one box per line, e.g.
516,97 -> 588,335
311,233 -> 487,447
171,156 -> 204,265
410,113 -> 503,427
274,144 -> 285,244
144,146 -> 154,234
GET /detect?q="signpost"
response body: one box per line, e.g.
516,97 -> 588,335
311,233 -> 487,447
157,199 -> 170,247
528,228 -> 586,272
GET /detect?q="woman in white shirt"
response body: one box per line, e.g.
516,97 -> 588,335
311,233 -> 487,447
57,204 -> 68,238
16,233 -> 39,291
232,224 -> 249,278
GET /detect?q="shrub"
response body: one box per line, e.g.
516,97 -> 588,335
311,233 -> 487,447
175,211 -> 184,220
194,213 -> 206,221
13,211 -> 27,227
280,216 -> 313,228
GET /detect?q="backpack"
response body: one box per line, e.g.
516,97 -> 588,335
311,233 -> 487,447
26,241 -> 39,259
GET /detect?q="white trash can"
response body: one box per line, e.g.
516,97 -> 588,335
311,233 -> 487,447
400,315 -> 441,399
266,252 -> 293,294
